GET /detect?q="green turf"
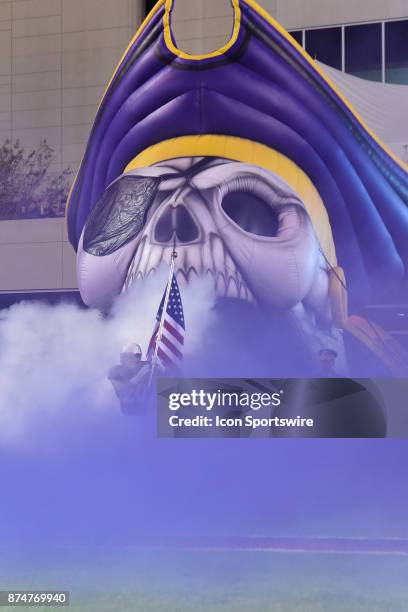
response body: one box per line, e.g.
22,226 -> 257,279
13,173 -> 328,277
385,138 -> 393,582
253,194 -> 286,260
1,548 -> 407,611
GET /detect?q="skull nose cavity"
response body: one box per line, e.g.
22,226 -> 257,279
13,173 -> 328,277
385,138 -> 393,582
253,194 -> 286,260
154,205 -> 199,244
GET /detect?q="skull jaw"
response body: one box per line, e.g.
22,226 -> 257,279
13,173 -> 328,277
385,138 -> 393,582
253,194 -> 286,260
123,237 -> 258,305
77,238 -> 346,375
121,239 -> 346,373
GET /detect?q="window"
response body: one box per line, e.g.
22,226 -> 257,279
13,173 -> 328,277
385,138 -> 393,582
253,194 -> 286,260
385,20 -> 408,84
288,30 -> 303,46
290,19 -> 408,84
145,0 -> 156,17
345,23 -> 382,82
305,27 -> 342,70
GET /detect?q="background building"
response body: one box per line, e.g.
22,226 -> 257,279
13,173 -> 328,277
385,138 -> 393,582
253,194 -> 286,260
0,0 -> 142,299
0,0 -> 408,333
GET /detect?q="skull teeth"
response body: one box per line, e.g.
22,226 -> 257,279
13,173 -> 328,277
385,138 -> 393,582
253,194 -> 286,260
202,241 -> 214,275
124,240 -> 257,305
215,272 -> 227,296
147,243 -> 164,273
185,247 -> 203,276
187,267 -> 199,284
211,235 -> 225,269
139,242 -> 152,278
176,269 -> 188,288
124,237 -> 146,290
225,251 -> 236,275
227,277 -> 239,299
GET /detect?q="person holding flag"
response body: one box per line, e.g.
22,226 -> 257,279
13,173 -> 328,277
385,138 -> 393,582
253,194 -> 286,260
108,342 -> 151,414
108,244 -> 185,414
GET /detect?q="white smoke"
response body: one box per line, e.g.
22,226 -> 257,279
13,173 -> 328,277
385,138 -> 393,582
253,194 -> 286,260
0,270 -> 216,448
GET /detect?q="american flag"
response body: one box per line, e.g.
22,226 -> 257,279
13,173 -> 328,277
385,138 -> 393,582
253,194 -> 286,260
147,273 -> 185,369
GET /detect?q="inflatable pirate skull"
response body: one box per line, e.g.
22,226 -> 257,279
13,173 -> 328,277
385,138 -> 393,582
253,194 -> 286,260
67,0 -> 408,378
77,157 -> 331,319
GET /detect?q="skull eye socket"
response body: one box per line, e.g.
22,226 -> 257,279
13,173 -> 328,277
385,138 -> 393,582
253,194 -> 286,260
83,175 -> 160,256
221,191 -> 280,237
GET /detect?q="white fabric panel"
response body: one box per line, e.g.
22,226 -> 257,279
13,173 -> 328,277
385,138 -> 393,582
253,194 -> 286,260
318,62 -> 408,163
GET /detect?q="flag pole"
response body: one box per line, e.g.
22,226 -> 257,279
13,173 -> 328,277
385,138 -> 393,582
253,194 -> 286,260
148,238 -> 178,386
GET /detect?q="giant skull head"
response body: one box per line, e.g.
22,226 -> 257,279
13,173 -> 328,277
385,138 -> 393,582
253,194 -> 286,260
77,157 -> 344,366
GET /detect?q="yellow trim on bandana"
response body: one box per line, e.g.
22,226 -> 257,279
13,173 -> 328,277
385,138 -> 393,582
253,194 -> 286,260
124,134 -> 337,267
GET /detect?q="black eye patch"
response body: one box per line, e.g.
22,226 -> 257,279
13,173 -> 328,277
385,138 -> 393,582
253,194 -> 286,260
83,175 -> 160,256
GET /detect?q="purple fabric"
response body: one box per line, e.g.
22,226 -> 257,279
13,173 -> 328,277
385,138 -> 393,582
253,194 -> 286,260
67,0 -> 408,306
